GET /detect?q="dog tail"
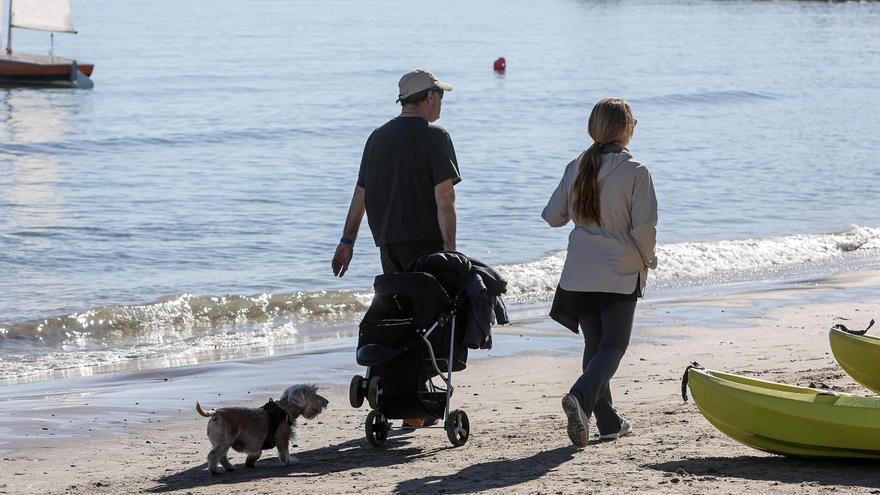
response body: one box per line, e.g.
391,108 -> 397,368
195,402 -> 215,417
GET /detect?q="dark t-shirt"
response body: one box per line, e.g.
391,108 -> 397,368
357,116 -> 461,246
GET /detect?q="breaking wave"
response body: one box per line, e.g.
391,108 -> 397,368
498,224 -> 880,301
2,225 -> 878,380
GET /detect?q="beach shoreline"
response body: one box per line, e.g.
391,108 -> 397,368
3,269 -> 880,494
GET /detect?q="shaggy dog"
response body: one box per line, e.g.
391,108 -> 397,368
195,384 -> 329,474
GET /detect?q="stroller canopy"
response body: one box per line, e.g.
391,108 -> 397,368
409,251 -> 472,302
370,272 -> 452,329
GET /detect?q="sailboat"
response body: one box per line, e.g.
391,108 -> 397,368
0,0 -> 94,88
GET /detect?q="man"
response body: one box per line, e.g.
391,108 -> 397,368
332,68 -> 460,277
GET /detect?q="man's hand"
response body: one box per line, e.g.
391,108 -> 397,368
332,186 -> 365,277
332,243 -> 353,277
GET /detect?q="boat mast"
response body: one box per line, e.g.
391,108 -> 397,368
5,0 -> 12,54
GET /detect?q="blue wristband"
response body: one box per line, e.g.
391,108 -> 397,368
340,237 -> 354,246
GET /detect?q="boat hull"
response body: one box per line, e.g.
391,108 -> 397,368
830,328 -> 880,394
0,52 -> 94,87
687,367 -> 880,459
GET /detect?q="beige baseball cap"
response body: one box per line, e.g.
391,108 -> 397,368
397,69 -> 454,102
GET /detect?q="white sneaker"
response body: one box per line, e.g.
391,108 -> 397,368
561,394 -> 590,447
598,419 -> 633,441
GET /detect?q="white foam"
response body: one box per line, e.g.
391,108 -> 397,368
0,321 -> 303,381
497,225 -> 880,302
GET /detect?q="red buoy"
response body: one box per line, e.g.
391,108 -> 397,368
493,57 -> 506,72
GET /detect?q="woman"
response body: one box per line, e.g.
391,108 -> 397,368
542,97 -> 657,448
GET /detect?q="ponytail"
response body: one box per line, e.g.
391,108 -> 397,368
573,143 -> 604,226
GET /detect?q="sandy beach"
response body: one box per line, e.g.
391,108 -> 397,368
3,270 -> 880,495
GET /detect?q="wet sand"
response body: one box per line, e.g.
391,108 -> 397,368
2,270 -> 880,494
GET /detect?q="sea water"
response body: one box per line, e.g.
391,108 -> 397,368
2,0 -> 880,381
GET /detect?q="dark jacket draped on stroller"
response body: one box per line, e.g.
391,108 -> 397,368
349,251 -> 508,447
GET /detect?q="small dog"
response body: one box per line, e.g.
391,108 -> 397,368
195,384 -> 329,474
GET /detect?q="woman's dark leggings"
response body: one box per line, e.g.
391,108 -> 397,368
569,298 -> 637,435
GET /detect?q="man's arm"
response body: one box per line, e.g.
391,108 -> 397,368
435,178 -> 456,251
332,186 -> 366,277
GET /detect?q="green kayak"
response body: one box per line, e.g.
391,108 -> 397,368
683,365 -> 880,458
829,325 -> 880,394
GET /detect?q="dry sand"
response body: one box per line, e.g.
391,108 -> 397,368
3,271 -> 880,494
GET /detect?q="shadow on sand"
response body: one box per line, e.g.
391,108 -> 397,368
148,431 -> 578,493
147,431 -> 441,493
646,456 -> 880,489
395,445 -> 578,494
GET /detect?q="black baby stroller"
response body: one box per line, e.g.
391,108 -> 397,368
349,251 -> 505,447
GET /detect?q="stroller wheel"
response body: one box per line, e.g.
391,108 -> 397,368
349,375 -> 365,408
365,410 -> 390,447
445,409 -> 470,447
367,376 -> 383,409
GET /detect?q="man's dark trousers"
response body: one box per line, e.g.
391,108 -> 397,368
378,240 -> 444,274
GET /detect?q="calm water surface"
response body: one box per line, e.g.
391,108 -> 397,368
2,0 -> 879,379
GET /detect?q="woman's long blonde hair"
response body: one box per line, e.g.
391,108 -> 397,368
573,97 -> 636,226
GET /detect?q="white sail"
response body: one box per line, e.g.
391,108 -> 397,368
10,0 -> 76,33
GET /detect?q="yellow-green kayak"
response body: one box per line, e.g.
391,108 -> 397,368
829,327 -> 880,394
684,365 -> 880,458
